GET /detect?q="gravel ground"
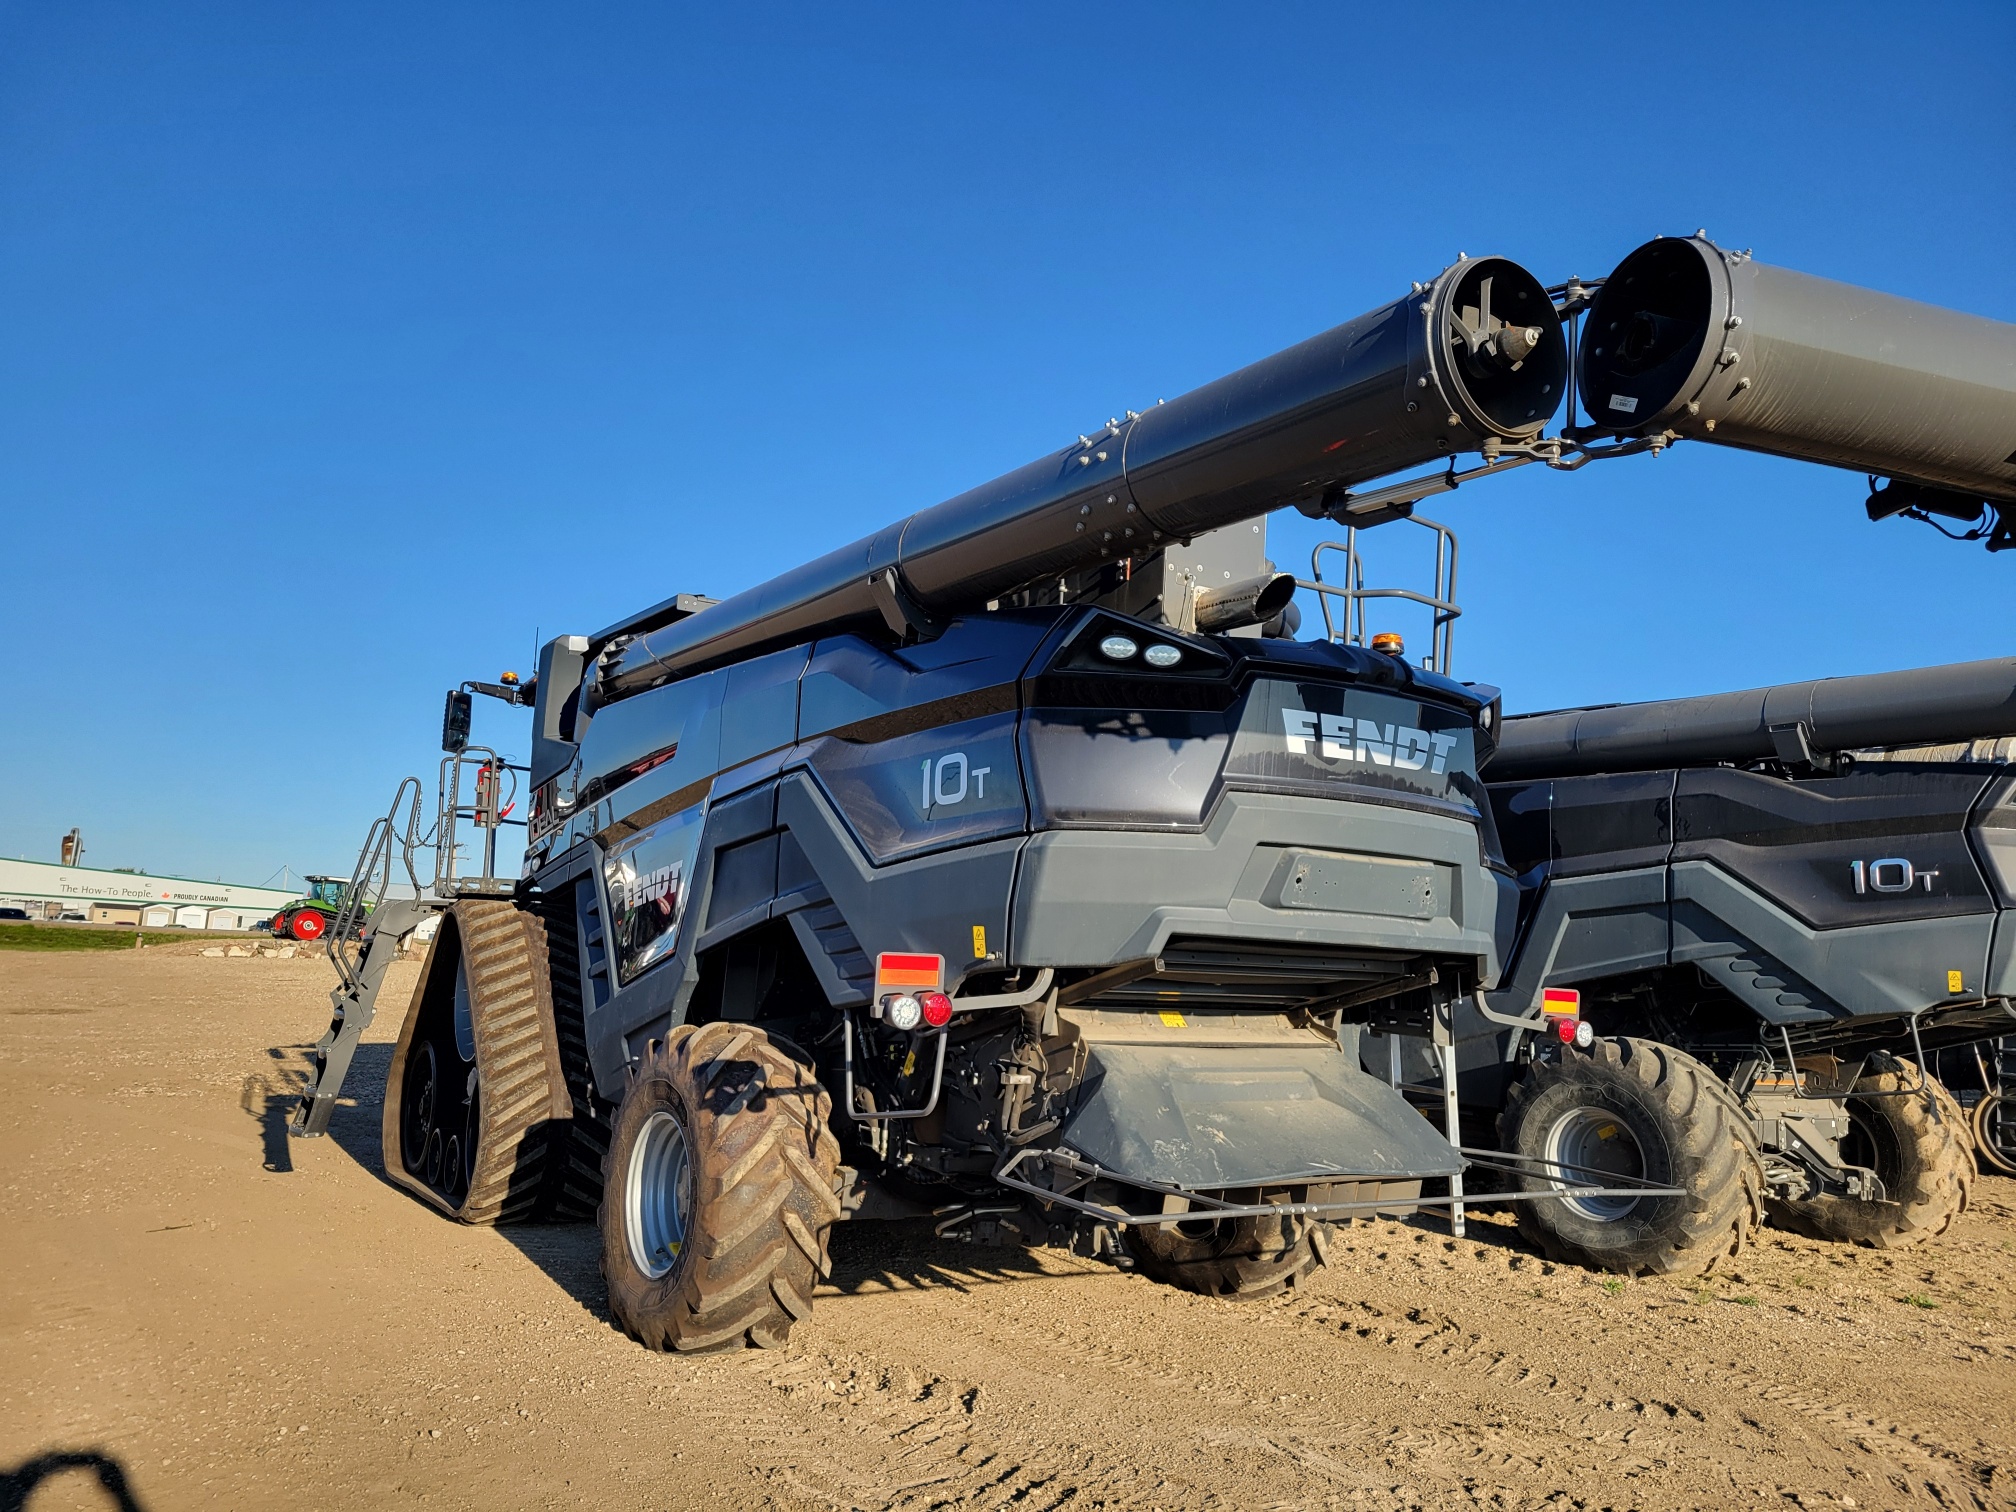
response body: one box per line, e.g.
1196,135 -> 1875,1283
4,948 -> 2014,1511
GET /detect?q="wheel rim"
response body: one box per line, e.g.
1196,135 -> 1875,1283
452,955 -> 476,1062
401,1040 -> 440,1173
294,911 -> 324,940
626,1110 -> 693,1280
1544,1107 -> 1646,1221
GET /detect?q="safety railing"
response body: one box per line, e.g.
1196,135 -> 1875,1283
1298,514 -> 1461,675
329,776 -> 425,994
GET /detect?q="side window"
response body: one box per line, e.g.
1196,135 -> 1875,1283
575,669 -> 726,828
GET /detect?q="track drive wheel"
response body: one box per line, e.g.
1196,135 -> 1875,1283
600,1022 -> 841,1352
1501,1036 -> 1762,1277
290,909 -> 326,941
1122,1197 -> 1318,1300
381,900 -> 575,1224
1768,1068 -> 1974,1247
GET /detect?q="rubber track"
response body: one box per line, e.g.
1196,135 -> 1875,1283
1769,1066 -> 1975,1248
1502,1036 -> 1763,1278
381,900 -> 572,1225
602,1021 -> 842,1351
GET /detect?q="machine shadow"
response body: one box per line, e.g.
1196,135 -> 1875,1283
310,1042 -> 394,1181
486,1216 -> 1080,1331
272,1037 -> 1100,1319
824,1219 -> 1072,1296
0,1449 -> 148,1512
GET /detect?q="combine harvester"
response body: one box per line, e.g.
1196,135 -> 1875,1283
289,233 -> 2015,1350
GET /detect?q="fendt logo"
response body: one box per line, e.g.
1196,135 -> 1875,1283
1281,709 -> 1459,774
622,861 -> 682,909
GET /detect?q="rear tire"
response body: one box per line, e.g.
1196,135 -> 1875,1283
600,1022 -> 842,1352
381,900 -> 575,1223
1501,1036 -> 1761,1277
1768,1067 -> 1973,1247
1122,1200 -> 1317,1300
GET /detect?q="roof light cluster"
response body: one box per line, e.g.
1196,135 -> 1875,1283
1098,634 -> 1183,669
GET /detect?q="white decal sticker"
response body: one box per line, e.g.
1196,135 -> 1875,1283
1281,709 -> 1319,754
1607,393 -> 1639,413
1282,708 -> 1462,777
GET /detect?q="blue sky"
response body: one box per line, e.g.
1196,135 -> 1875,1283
2,2 -> 2011,884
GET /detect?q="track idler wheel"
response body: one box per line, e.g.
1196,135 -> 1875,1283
1500,1036 -> 1762,1278
290,910 -> 326,942
1768,1068 -> 1974,1248
381,900 -> 575,1224
600,1023 -> 841,1352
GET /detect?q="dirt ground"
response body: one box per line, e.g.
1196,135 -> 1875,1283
4,950 -> 2015,1512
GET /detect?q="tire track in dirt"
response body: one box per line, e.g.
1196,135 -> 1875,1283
1265,1216 -> 2013,1509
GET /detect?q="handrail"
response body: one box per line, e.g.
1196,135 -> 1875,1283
1300,514 -> 1461,675
329,776 -> 424,992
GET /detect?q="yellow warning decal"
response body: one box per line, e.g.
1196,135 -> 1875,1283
972,925 -> 988,960
1159,1011 -> 1187,1028
1948,969 -> 1965,994
901,1050 -> 917,1077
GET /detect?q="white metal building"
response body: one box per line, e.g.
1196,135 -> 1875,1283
0,858 -> 301,930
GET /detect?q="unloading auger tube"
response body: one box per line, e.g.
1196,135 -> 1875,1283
1487,655 -> 2016,781
1578,233 -> 2016,548
595,253 -> 1566,701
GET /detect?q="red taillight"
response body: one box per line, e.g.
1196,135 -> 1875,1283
1555,1017 -> 1579,1044
919,990 -> 954,1029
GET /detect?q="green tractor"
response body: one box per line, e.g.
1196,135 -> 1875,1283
269,876 -> 363,943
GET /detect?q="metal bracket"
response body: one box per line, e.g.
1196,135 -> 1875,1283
868,567 -> 940,643
1470,986 -> 1547,1035
841,1016 -> 949,1123
951,968 -> 1056,1015
990,1144 -> 1685,1229
1768,720 -> 1839,774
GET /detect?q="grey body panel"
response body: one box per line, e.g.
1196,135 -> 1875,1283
1485,758 -> 2011,1052
1059,1041 -> 1465,1190
1011,790 -> 1510,978
1669,861 -> 1992,1023
1488,865 -> 1669,1014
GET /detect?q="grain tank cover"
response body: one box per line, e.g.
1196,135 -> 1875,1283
1578,234 -> 2016,505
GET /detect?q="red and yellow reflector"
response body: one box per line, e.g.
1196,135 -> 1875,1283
1541,987 -> 1581,1017
876,952 -> 944,992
